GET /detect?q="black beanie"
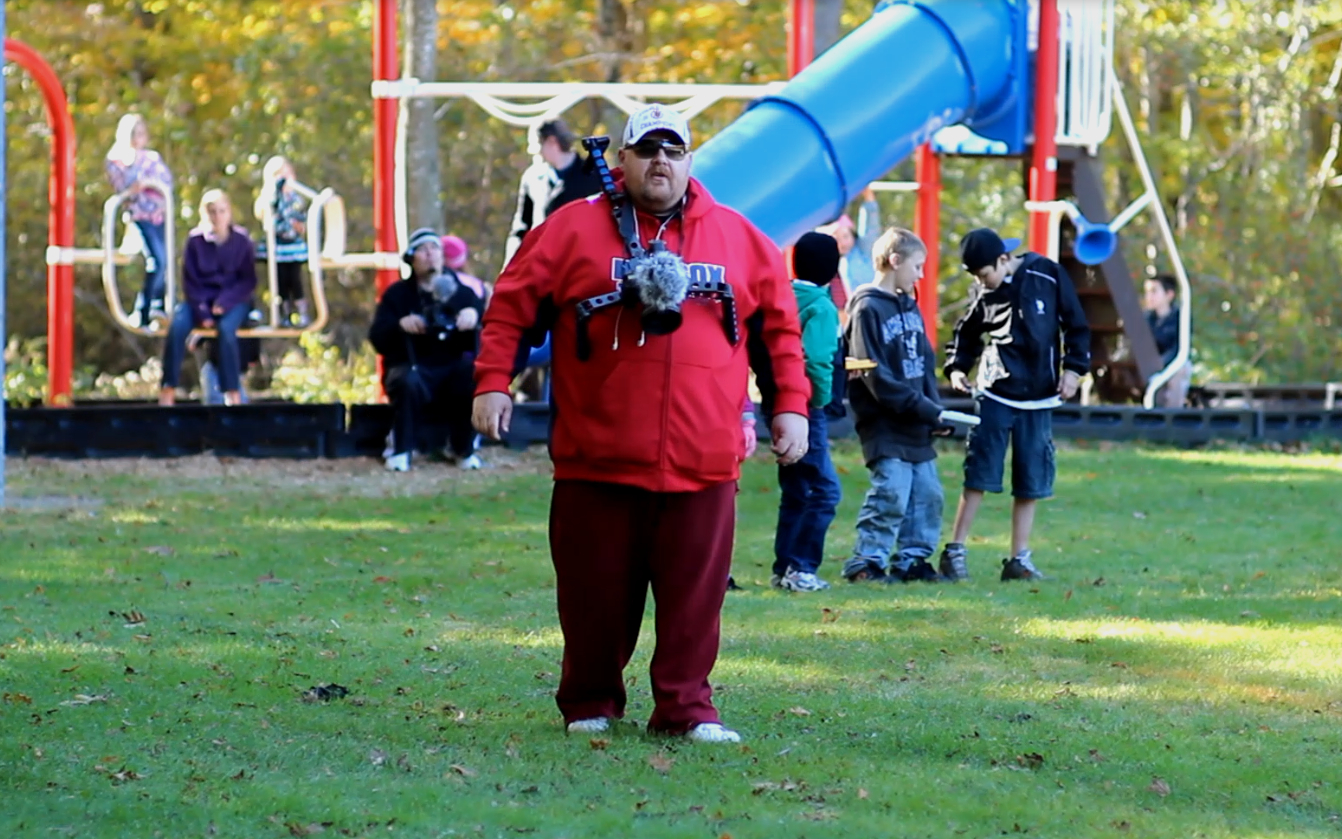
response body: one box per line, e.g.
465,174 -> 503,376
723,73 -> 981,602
792,231 -> 840,286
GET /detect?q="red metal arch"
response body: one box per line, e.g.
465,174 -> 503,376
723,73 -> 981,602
4,38 -> 75,406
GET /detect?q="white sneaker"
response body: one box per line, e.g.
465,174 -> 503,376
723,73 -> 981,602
384,452 -> 410,472
459,454 -> 484,470
780,570 -> 831,592
566,717 -> 609,734
687,722 -> 741,743
381,432 -> 395,460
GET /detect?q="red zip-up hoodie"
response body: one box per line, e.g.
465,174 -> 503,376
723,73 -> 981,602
475,173 -> 810,493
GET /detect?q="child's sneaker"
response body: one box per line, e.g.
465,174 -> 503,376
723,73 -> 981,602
889,559 -> 945,583
687,722 -> 741,743
459,453 -> 484,470
566,717 -> 609,734
843,559 -> 888,583
1000,551 -> 1045,581
384,452 -> 410,472
780,570 -> 831,592
939,542 -> 969,582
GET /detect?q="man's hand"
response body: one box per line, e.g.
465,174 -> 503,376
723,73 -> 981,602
455,308 -> 480,331
949,370 -> 972,393
211,304 -> 225,316
861,186 -> 876,202
770,412 -> 809,466
201,318 -> 215,330
1059,370 -> 1082,400
399,314 -> 426,335
472,392 -> 513,440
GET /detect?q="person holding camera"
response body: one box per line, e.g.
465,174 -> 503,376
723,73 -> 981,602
369,227 -> 485,472
472,104 -> 811,744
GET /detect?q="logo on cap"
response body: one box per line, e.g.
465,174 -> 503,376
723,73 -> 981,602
622,103 -> 691,148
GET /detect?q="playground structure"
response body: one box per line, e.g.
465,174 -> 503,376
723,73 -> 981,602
373,0 -> 1190,407
3,36 -> 397,406
8,0 -> 1339,461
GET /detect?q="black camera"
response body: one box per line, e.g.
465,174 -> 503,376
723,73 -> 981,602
621,240 -> 690,335
426,273 -> 460,341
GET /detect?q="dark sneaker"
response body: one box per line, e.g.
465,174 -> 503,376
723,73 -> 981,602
889,559 -> 946,583
844,560 -> 889,583
939,543 -> 969,582
1000,554 -> 1046,581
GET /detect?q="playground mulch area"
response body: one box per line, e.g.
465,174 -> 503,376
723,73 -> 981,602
1,442 -> 1340,838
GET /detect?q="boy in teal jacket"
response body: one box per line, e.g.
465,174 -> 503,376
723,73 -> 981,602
771,232 -> 843,592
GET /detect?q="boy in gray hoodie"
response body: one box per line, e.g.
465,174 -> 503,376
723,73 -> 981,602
842,228 -> 952,583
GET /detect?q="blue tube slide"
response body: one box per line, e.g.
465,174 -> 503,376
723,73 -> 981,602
693,0 -> 1026,246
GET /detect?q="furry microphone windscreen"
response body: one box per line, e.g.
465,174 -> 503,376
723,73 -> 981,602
628,248 -> 690,312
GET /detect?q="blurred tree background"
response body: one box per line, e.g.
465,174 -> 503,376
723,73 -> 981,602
3,0 -> 1341,403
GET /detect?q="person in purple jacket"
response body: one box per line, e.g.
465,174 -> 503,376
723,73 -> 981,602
159,189 -> 257,406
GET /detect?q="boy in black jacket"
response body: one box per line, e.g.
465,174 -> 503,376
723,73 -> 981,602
841,228 -> 951,584
369,227 -> 486,472
942,228 -> 1090,581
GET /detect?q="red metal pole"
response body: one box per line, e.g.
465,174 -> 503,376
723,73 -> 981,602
1028,0 -> 1061,255
373,0 -> 399,298
913,143 -> 941,346
5,39 -> 75,406
787,0 -> 815,77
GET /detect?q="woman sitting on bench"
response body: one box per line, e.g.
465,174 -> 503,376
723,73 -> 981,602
159,189 -> 258,406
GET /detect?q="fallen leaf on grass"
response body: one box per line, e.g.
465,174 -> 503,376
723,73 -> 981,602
647,753 -> 674,774
589,738 -> 610,751
449,763 -> 477,777
368,749 -> 387,767
301,683 -> 348,703
820,608 -> 839,624
1132,511 -> 1147,519
1148,777 -> 1171,797
373,576 -> 394,583
3,692 -> 33,705
120,609 -> 146,627
1015,752 -> 1045,770
257,572 -> 283,584
60,664 -> 81,673
858,788 -> 869,799
286,822 -> 331,836
143,546 -> 175,556
788,707 -> 812,716
60,694 -> 108,707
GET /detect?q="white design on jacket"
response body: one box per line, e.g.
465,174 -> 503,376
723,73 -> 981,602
880,309 -> 926,380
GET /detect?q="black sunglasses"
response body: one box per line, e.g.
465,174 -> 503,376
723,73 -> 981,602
625,138 -> 690,161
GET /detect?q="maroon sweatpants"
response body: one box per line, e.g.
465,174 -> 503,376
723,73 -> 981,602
548,479 -> 736,733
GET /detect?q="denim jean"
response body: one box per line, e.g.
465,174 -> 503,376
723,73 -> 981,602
161,303 -> 249,394
135,220 -> 167,316
843,456 -> 945,576
772,408 -> 842,577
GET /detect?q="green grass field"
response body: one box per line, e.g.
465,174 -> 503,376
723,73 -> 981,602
2,442 -> 1340,839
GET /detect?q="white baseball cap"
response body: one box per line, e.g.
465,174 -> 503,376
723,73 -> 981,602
621,103 -> 691,148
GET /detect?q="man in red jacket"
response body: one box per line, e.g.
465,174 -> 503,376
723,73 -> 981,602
473,104 -> 810,743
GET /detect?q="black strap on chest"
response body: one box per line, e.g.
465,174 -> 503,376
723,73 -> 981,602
573,135 -> 739,361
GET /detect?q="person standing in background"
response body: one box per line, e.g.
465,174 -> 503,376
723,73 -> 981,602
105,113 -> 174,329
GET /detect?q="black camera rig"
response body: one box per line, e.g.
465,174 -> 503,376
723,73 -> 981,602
573,134 -> 739,361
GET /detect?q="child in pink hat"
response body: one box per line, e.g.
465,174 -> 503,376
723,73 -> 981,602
441,234 -> 489,305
